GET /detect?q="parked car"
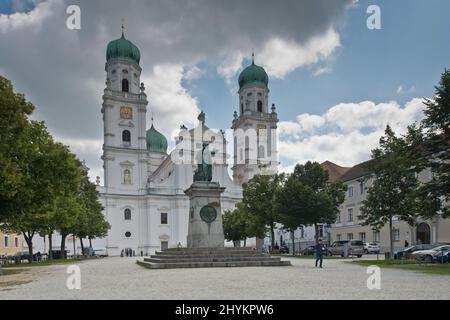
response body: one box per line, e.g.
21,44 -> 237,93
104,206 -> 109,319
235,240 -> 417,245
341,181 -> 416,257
328,240 -> 364,258
302,246 -> 315,256
279,246 -> 289,254
363,242 -> 380,254
412,245 -> 450,263
93,248 -> 108,257
433,251 -> 450,264
394,244 -> 435,260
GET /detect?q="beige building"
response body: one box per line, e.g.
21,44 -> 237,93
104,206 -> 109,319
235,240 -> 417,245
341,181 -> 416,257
324,161 -> 450,253
0,232 -> 24,256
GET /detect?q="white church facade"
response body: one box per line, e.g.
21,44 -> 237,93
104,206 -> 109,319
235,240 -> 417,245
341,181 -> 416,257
96,30 -> 279,256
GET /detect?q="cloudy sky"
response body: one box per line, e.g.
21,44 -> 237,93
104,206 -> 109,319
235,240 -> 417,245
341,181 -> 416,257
1,0 -> 449,180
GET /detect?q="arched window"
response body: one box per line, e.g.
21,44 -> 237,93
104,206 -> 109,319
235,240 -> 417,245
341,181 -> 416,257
124,209 -> 131,220
241,104 -> 244,114
122,130 -> 131,144
122,78 -> 129,92
257,100 -> 263,112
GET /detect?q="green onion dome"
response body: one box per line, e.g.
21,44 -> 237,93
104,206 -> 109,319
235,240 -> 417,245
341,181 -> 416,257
106,32 -> 141,65
238,61 -> 269,89
146,125 -> 168,154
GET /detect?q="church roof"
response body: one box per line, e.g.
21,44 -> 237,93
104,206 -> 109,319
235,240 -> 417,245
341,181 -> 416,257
238,60 -> 269,89
106,32 -> 141,66
146,125 -> 168,154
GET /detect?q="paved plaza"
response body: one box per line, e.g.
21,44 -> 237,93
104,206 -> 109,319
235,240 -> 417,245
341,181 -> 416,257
0,256 -> 449,300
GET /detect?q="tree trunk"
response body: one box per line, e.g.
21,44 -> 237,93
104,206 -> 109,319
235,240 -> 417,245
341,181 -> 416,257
23,232 -> 34,263
48,232 -> 53,260
89,238 -> 93,248
60,232 -> 67,260
80,237 -> 85,255
389,217 -> 394,260
270,225 -> 275,252
291,230 -> 295,256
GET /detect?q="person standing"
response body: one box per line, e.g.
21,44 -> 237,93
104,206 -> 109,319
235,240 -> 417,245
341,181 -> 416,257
315,239 -> 325,268
404,240 -> 409,248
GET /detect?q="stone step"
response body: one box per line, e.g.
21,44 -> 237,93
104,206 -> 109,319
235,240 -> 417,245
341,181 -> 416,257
144,256 -> 280,263
160,248 -> 256,254
137,259 -> 291,269
151,252 -> 264,259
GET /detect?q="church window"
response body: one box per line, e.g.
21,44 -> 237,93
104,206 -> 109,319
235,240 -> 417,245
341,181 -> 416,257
124,209 -> 131,220
161,213 -> 168,225
134,73 -> 138,78
247,92 -> 252,97
240,104 -> 244,114
122,130 -> 131,145
122,69 -> 128,74
257,100 -> 263,112
125,232 -> 131,238
111,69 -> 116,74
122,79 -> 129,92
258,92 -> 262,97
123,169 -> 132,185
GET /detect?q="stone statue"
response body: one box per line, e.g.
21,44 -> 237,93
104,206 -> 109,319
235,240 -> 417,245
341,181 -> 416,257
193,142 -> 213,182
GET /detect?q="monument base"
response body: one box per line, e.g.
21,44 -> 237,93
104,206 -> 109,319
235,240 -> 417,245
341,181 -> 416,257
184,182 -> 225,248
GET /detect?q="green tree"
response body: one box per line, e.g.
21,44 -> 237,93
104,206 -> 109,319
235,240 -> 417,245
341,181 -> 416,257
0,75 -> 34,221
363,126 -> 421,257
242,174 -> 284,250
73,164 -> 109,253
223,206 -> 248,247
419,69 -> 450,217
277,162 -> 346,250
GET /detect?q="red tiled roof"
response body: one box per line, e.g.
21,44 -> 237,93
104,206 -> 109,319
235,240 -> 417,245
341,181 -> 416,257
320,161 -> 351,182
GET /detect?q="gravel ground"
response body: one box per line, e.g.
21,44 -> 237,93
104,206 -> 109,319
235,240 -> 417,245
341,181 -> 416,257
0,256 -> 449,300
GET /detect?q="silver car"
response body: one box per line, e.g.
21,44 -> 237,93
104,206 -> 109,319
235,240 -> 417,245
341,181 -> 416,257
411,245 -> 450,263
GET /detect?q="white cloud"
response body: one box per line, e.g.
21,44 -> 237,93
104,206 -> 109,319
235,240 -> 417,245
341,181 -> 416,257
313,67 -> 332,77
183,65 -> 205,82
143,64 -> 200,141
0,0 -> 55,33
278,98 -> 426,167
258,28 -> 340,79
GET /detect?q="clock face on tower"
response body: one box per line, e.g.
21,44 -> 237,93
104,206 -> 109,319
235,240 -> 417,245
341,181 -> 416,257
120,106 -> 133,119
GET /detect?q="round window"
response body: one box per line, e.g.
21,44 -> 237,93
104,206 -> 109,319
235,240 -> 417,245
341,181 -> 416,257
125,232 -> 131,238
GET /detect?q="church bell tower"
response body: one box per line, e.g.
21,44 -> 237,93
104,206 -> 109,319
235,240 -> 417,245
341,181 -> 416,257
231,54 -> 279,185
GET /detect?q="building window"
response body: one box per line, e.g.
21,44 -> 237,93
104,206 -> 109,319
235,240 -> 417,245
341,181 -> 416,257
359,232 -> 366,242
111,69 -> 116,74
336,234 -> 341,241
347,233 -> 353,241
14,237 -> 19,247
241,104 -> 244,114
3,236 -> 8,248
124,209 -> 131,220
161,212 -> 168,225
257,100 -> 263,112
336,213 -> 341,223
359,206 -> 365,221
125,232 -> 131,238
122,130 -> 131,144
347,208 -> 354,222
393,229 -> 400,241
359,180 -> 365,195
123,169 -> 132,185
122,78 -> 129,92
373,230 -> 380,242
348,186 -> 353,197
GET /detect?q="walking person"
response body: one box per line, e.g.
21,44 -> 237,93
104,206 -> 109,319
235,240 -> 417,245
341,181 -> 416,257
315,239 -> 325,268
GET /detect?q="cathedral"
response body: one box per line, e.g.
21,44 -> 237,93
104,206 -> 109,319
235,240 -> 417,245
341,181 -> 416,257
98,30 -> 279,256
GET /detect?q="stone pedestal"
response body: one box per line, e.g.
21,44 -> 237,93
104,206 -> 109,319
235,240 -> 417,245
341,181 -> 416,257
184,182 -> 226,248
